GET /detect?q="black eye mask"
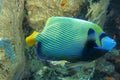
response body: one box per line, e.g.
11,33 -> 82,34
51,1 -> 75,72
87,28 -> 96,40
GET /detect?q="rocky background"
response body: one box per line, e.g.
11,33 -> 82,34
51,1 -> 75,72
0,0 -> 25,80
0,0 -> 120,80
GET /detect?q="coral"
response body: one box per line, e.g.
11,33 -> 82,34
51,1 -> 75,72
31,61 -> 95,80
86,0 -> 110,26
50,60 -> 68,67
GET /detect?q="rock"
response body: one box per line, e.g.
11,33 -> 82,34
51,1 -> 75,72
91,58 -> 115,80
115,62 -> 120,74
0,0 -> 25,80
105,50 -> 120,74
92,50 -> 120,80
95,58 -> 115,74
26,0 -> 84,30
26,0 -> 110,30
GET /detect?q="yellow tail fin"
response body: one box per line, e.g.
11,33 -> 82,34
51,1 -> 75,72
26,31 -> 38,46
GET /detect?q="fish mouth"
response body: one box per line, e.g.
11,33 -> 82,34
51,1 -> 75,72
101,36 -> 116,50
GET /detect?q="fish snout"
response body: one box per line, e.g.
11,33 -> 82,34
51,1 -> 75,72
101,36 -> 116,50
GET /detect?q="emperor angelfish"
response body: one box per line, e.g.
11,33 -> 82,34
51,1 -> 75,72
26,17 -> 116,62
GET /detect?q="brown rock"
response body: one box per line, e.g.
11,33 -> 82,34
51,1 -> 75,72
26,0 -> 110,31
26,0 -> 84,30
0,0 -> 25,80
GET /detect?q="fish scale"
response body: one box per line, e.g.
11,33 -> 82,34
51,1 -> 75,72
26,17 -> 116,62
35,17 -> 99,59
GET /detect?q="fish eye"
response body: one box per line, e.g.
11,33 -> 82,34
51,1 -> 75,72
87,28 -> 96,40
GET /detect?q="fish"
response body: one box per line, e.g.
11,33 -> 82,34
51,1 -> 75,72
60,0 -> 68,7
26,17 -> 116,63
0,38 -> 16,63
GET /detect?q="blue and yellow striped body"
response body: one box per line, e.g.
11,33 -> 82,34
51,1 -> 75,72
34,17 -> 104,61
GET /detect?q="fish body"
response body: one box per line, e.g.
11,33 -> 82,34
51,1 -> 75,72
26,17 -> 116,62
0,38 -> 16,63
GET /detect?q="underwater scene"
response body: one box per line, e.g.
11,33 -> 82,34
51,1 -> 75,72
0,0 -> 120,80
